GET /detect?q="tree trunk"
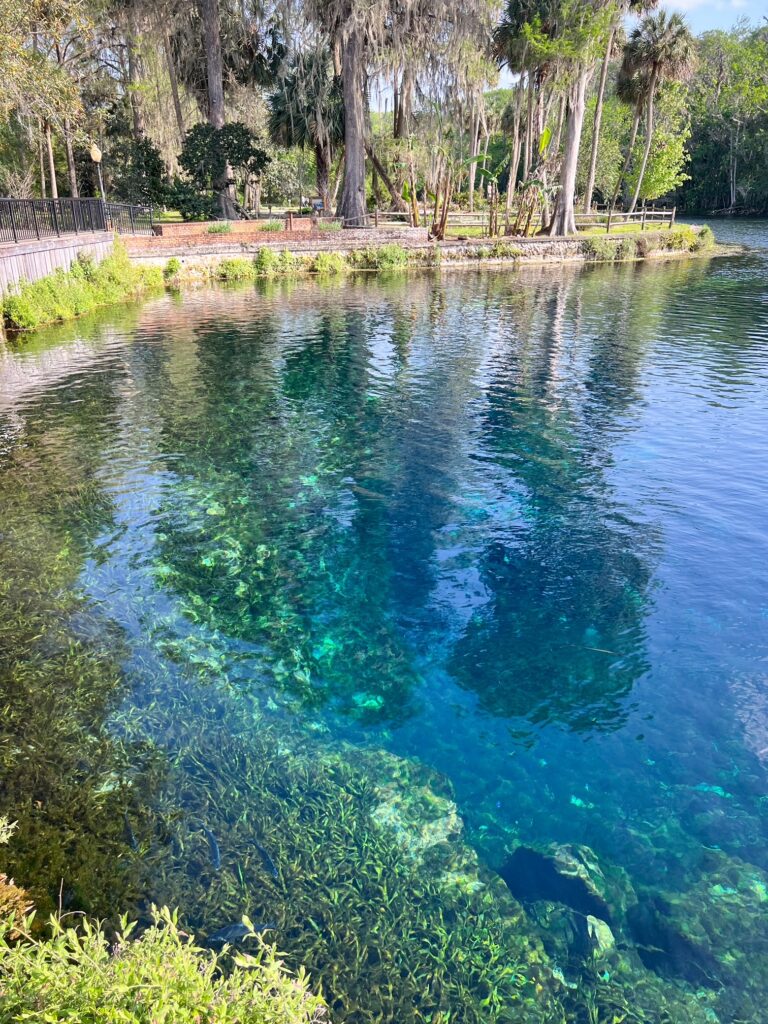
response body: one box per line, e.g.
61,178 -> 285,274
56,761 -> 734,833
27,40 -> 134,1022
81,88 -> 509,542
63,118 -> 79,197
506,116 -> 522,220
200,0 -> 225,128
126,10 -> 146,142
315,141 -> 331,212
38,128 -> 47,198
523,72 -> 533,179
366,144 -> 407,211
583,26 -> 614,213
45,123 -> 58,200
337,27 -> 367,224
549,69 -> 589,236
468,105 -> 479,212
199,0 -> 237,218
628,66 -> 659,214
164,28 -> 186,146
611,107 -> 640,212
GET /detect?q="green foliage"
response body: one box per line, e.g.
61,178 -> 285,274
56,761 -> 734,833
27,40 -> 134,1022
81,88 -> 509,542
626,85 -> 691,202
179,123 -> 269,193
217,258 -> 257,282
692,224 -> 715,250
312,252 -> 347,275
2,242 -> 163,331
164,257 -> 182,280
111,137 -> 169,206
582,236 -> 622,261
348,244 -> 409,270
489,240 -> 523,259
0,907 -> 327,1024
261,220 -> 284,232
259,152 -> 301,210
208,222 -> 233,234
317,220 -> 342,232
167,178 -> 218,222
618,236 -> 638,259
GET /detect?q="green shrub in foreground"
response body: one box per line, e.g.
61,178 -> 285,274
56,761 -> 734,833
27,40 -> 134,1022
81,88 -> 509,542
0,907 -> 328,1024
582,237 -> 621,262
217,258 -> 257,282
312,252 -> 347,276
349,244 -> 408,270
2,242 -> 163,331
692,224 -> 715,251
207,222 -> 232,234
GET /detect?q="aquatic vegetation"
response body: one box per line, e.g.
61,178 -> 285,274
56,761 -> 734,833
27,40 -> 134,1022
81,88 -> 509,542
2,241 -> 164,330
312,252 -> 347,275
0,906 -> 327,1024
217,258 -> 257,282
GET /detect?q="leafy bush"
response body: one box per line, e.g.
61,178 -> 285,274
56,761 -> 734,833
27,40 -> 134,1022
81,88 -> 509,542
2,241 -> 163,331
313,252 -> 347,276
111,137 -> 169,206
0,907 -> 327,1024
664,225 -> 699,251
253,248 -> 280,275
349,244 -> 408,270
316,221 -> 342,233
489,241 -> 523,260
692,224 -> 715,251
582,237 -> 621,261
164,257 -> 182,281
217,258 -> 256,282
167,178 -> 217,222
260,220 -> 284,232
208,222 -> 232,235
617,237 -> 638,260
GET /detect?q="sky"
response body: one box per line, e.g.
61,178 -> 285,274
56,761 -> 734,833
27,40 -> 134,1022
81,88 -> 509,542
661,0 -> 764,33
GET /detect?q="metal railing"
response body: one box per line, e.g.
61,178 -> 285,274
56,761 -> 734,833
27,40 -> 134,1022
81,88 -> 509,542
0,198 -> 153,244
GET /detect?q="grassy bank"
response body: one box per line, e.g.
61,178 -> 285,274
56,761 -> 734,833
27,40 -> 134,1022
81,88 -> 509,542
2,241 -> 164,332
2,227 -> 715,333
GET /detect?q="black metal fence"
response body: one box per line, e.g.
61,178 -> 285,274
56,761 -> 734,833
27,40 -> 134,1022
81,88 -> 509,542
0,198 -> 153,244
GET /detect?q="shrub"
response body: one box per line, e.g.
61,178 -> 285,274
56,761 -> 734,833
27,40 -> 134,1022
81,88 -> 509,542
316,220 -> 342,233
217,258 -> 256,282
2,241 -> 163,331
617,237 -> 638,260
253,248 -> 280,275
164,257 -> 182,281
351,244 -> 408,270
665,225 -> 699,252
207,222 -> 232,234
489,241 -> 523,260
260,220 -> 284,232
582,237 -> 620,261
313,252 -> 347,276
0,907 -> 327,1024
692,224 -> 715,251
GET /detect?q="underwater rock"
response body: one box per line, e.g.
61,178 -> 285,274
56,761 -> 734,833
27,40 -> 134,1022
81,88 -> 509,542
498,843 -> 635,929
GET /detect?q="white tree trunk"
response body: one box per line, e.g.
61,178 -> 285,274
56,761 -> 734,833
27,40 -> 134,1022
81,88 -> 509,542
550,69 -> 589,236
583,27 -> 614,213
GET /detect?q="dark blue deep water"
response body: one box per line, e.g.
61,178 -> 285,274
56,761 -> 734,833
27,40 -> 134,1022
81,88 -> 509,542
1,222 -> 767,1022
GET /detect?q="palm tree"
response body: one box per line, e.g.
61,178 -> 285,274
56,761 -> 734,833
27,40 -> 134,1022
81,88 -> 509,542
609,63 -> 650,212
623,10 -> 695,212
268,54 -> 344,213
582,0 -> 659,214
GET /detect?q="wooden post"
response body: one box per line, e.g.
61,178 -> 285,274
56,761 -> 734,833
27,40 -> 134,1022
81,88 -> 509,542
374,206 -> 379,228
287,211 -> 293,231
670,206 -> 676,228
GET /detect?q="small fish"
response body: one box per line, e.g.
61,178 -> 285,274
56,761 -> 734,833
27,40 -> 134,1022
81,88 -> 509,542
206,921 -> 276,948
123,812 -> 139,852
194,821 -> 221,870
253,841 -> 279,879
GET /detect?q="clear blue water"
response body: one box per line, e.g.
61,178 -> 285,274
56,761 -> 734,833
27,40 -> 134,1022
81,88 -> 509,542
2,223 -> 768,1021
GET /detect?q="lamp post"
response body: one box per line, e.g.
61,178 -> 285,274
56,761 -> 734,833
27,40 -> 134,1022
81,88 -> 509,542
90,143 -> 106,202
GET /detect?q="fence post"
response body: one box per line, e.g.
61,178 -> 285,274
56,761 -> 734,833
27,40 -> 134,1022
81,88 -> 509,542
129,205 -> 136,234
670,206 -> 676,228
30,201 -> 40,240
287,211 -> 293,231
51,199 -> 60,236
7,202 -> 18,243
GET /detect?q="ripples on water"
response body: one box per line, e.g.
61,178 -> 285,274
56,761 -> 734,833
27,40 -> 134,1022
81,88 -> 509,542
1,223 -> 768,1022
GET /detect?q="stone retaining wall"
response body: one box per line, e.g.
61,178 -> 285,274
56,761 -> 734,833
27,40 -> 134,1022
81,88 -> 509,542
125,231 -> 671,270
